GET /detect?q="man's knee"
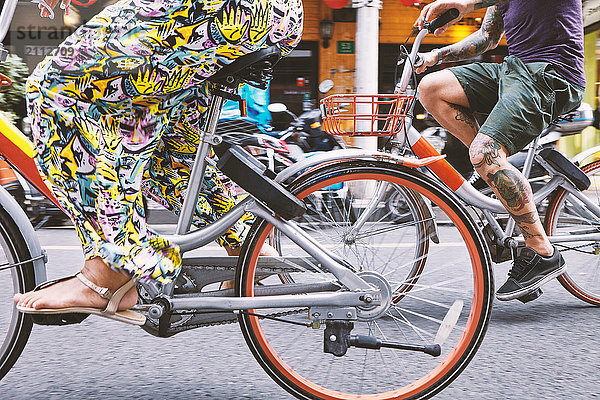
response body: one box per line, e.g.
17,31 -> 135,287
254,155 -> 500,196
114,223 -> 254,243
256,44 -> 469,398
469,134 -> 507,172
418,70 -> 468,111
418,73 -> 444,111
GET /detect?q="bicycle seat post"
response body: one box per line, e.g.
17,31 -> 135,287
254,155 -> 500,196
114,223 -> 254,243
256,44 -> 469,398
175,87 -> 228,235
522,135 -> 541,180
502,135 -> 542,239
175,47 -> 281,235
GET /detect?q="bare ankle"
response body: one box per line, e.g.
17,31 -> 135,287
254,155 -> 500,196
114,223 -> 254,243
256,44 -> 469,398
82,257 -> 131,292
527,243 -> 554,257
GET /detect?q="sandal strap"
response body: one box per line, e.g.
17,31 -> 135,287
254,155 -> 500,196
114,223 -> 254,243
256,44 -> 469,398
104,279 -> 135,314
76,272 -> 111,299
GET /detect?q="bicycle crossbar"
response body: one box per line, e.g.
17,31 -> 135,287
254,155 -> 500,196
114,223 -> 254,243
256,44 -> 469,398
169,290 -> 378,311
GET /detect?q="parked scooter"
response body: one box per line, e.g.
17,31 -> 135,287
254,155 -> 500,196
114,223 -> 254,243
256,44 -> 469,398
216,118 -> 295,174
267,102 -> 344,160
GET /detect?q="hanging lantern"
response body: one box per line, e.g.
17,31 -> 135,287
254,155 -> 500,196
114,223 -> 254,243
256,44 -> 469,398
324,0 -> 349,9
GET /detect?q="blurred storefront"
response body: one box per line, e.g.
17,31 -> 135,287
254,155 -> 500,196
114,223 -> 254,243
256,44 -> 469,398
306,0 -> 500,135
306,1 -> 497,95
5,0 -> 597,149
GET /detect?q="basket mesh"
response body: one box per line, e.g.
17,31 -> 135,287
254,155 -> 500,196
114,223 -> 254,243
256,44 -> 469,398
320,93 -> 415,136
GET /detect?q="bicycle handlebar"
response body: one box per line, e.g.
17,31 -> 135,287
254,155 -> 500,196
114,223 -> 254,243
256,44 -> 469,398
396,8 -> 459,94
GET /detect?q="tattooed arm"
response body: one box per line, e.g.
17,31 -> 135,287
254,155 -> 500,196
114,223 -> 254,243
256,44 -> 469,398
439,7 -> 504,63
416,0 -> 512,34
414,6 -> 503,73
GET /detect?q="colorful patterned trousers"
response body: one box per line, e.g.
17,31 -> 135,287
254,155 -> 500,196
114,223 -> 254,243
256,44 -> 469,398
26,0 -> 303,283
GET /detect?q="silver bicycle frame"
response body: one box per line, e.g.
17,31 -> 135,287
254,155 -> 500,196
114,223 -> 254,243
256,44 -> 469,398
158,90 -> 383,312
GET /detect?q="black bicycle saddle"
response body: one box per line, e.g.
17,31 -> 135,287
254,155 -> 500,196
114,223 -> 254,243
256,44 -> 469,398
209,45 -> 281,89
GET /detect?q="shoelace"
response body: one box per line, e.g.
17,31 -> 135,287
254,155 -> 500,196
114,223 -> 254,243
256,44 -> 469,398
508,257 -> 533,279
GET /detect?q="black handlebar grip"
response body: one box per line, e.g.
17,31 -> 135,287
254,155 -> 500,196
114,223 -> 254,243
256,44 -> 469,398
426,8 -> 460,34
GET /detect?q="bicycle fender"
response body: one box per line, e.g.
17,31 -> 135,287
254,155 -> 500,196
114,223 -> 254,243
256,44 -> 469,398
403,186 -> 440,244
0,185 -> 47,284
274,148 -> 445,185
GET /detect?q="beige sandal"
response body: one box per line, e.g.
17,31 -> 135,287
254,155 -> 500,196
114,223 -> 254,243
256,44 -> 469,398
17,272 -> 146,326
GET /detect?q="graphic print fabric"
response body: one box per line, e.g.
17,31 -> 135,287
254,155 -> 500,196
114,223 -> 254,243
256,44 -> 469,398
26,0 -> 303,283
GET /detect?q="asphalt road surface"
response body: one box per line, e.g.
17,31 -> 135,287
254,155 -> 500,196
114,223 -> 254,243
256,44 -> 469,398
1,225 -> 599,399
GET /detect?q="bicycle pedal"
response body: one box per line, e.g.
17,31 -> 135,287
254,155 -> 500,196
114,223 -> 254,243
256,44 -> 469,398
517,288 -> 543,303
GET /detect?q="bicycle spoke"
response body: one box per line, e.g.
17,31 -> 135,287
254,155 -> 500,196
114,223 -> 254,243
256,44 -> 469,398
387,310 -> 432,342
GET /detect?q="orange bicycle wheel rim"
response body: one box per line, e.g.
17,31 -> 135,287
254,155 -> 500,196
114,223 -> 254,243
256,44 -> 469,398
242,171 -> 488,399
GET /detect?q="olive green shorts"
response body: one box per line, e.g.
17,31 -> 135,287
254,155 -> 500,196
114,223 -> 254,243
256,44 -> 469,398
448,55 -> 585,155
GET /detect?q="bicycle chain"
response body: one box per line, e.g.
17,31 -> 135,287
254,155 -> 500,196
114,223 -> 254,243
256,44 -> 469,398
176,308 -> 310,329
556,242 -> 599,254
182,262 -> 297,274
145,263 -> 308,333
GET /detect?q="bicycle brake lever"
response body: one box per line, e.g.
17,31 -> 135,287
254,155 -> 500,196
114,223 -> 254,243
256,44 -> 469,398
30,0 -> 55,20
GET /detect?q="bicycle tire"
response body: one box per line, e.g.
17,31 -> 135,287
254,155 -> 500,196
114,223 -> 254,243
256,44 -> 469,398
544,159 -> 600,306
0,200 -> 37,380
236,160 -> 493,399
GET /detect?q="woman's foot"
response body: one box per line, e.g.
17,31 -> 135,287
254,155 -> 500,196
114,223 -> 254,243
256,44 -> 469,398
13,257 -> 138,312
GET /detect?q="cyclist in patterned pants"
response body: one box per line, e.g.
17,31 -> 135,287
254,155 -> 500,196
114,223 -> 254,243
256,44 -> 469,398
14,0 -> 303,324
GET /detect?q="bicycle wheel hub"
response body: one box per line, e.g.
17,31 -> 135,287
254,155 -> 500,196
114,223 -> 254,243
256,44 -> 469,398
356,271 -> 392,321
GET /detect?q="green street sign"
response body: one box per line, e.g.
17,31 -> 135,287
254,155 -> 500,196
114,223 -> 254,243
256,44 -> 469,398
337,41 -> 355,54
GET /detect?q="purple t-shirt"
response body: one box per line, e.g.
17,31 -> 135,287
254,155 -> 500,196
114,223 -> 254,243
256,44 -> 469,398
497,0 -> 585,87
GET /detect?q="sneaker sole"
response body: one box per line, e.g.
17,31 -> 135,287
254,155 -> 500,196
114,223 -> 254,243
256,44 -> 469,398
496,264 -> 567,301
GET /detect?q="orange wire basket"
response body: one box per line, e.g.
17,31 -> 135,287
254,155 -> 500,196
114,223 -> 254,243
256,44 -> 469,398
320,93 -> 415,136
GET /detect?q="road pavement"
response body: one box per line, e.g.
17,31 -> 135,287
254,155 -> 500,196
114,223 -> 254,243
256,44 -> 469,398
1,225 -> 599,399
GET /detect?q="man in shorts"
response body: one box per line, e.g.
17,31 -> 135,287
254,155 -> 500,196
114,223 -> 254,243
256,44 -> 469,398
414,0 -> 585,301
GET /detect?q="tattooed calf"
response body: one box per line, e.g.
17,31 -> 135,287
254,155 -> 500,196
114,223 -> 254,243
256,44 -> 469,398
486,169 -> 530,211
520,225 -> 543,240
509,210 -> 539,225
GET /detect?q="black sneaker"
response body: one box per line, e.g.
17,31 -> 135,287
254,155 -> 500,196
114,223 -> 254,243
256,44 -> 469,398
496,247 -> 566,301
